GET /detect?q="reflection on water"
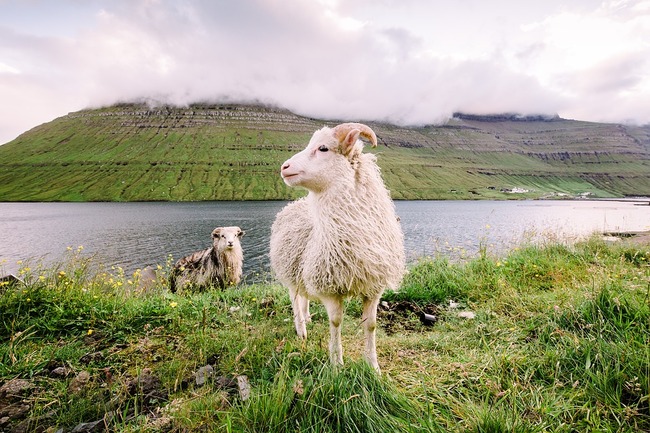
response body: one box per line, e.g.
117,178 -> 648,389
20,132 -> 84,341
1,200 -> 648,281
398,199 -> 649,263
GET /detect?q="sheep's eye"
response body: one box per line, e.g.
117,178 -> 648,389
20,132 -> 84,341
318,145 -> 329,152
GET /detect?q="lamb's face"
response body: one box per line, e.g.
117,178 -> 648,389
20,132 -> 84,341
280,129 -> 341,192
212,226 -> 244,251
281,124 -> 377,193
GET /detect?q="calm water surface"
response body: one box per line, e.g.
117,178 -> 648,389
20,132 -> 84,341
1,200 -> 648,280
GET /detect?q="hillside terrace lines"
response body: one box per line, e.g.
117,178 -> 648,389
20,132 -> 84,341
70,106 -> 312,154
457,119 -> 649,155
71,104 -> 320,133
65,104 -> 650,158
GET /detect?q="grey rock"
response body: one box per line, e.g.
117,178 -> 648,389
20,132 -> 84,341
195,365 -> 214,386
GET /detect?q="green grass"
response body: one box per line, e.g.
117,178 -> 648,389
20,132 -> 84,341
1,236 -> 648,432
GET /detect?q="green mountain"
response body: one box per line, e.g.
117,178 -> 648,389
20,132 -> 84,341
0,103 -> 648,201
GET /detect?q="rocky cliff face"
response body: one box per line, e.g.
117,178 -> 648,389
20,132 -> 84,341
70,103 -> 320,132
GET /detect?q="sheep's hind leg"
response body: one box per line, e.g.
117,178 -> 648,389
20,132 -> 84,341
362,296 -> 381,373
320,295 -> 344,367
289,286 -> 308,339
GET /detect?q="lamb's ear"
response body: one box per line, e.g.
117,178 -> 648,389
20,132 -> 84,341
333,123 -> 377,156
238,229 -> 245,237
212,228 -> 222,238
341,129 -> 361,156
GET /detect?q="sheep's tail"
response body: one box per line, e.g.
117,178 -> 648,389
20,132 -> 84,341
333,123 -> 377,148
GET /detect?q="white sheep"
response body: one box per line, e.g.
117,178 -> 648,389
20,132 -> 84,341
170,226 -> 244,292
270,123 -> 405,372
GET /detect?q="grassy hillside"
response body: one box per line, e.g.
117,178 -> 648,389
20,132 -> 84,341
1,236 -> 648,432
0,104 -> 649,201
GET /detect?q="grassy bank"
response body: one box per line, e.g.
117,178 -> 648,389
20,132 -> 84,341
1,237 -> 648,432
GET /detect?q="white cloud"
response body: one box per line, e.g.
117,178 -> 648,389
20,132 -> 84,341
0,0 -> 649,144
0,62 -> 20,74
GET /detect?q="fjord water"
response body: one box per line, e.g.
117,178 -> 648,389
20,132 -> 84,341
1,200 -> 648,280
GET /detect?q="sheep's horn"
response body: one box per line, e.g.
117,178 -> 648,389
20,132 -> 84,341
333,123 -> 377,147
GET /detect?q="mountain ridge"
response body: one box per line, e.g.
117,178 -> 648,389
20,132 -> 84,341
0,103 -> 648,201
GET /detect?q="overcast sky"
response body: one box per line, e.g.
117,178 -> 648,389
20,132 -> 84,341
1,0 -> 649,144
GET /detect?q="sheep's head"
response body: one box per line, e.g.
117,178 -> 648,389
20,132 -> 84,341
280,123 -> 377,193
212,226 -> 245,251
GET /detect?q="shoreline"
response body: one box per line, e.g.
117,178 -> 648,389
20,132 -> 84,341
602,230 -> 650,244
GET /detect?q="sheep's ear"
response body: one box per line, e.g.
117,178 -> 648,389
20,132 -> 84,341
340,129 -> 361,156
212,228 -> 221,238
333,123 -> 377,156
238,229 -> 245,237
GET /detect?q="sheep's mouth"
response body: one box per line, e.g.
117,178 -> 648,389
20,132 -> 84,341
282,172 -> 302,183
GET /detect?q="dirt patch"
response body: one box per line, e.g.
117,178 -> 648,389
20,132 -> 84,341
628,232 -> 650,245
378,301 -> 441,335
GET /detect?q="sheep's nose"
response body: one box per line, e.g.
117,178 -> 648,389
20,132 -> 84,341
281,162 -> 290,171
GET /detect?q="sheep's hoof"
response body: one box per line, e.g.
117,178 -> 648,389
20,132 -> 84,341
295,322 -> 307,340
365,357 -> 381,373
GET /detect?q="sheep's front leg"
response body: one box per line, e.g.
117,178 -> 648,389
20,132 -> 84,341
362,296 -> 381,372
289,285 -> 308,339
320,295 -> 344,366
